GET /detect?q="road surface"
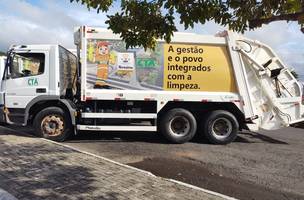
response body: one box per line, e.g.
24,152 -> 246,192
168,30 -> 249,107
3,125 -> 304,200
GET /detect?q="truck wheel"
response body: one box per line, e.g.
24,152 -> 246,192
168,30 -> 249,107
203,110 -> 238,144
160,108 -> 197,144
33,107 -> 72,142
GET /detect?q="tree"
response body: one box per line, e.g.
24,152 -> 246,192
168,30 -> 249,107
0,51 -> 5,56
71,0 -> 304,49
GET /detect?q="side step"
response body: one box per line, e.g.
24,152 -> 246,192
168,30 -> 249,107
81,113 -> 157,119
77,125 -> 157,132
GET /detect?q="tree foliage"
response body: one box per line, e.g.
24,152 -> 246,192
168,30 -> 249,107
71,0 -> 304,49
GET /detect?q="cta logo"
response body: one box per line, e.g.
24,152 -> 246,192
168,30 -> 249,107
28,78 -> 38,86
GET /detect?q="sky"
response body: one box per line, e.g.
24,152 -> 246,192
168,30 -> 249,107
0,0 -> 303,79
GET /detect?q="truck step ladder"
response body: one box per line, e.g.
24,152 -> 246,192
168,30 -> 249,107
77,125 -> 157,131
77,112 -> 157,132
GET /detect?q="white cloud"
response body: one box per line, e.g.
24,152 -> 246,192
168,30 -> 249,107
0,0 -> 107,50
0,13 -> 74,48
244,22 -> 304,76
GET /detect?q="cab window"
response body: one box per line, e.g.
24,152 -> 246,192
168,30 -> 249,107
9,53 -> 45,79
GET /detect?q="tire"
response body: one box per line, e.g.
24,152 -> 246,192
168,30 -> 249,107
33,107 -> 72,142
159,108 -> 197,144
203,110 -> 238,145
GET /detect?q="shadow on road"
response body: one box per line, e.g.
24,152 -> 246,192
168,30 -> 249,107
236,131 -> 288,144
1,124 -> 289,145
0,126 -> 35,138
129,157 -> 302,200
70,129 -> 289,145
68,131 -> 171,144
70,131 -> 211,145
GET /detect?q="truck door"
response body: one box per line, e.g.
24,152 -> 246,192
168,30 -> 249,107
3,51 -> 49,124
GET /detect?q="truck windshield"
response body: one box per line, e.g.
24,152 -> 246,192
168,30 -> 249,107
9,53 -> 45,79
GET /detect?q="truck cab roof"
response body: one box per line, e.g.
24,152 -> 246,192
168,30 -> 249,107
10,44 -> 60,52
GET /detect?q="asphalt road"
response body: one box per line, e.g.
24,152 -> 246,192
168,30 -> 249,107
2,125 -> 304,200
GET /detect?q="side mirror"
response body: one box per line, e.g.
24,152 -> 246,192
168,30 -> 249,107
3,51 -> 15,80
22,69 -> 31,76
5,74 -> 11,79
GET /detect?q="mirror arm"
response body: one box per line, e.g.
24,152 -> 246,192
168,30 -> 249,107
3,49 -> 15,80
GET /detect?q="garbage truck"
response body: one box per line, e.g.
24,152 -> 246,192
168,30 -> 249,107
0,26 -> 303,144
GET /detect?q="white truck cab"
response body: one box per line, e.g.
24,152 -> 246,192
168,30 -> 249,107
0,45 -> 76,126
0,27 -> 303,144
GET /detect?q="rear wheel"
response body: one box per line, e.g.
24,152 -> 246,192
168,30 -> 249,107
33,107 -> 72,142
159,108 -> 197,144
203,110 -> 238,144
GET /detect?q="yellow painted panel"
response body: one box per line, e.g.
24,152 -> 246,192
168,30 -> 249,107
163,44 -> 237,92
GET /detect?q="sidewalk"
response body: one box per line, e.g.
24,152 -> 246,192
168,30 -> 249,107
0,128 -> 232,200
0,188 -> 17,200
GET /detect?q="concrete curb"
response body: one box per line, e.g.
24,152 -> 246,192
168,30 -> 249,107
44,139 -> 238,200
42,138 -> 157,178
1,125 -> 238,200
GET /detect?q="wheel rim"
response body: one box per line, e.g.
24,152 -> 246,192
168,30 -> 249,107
211,118 -> 232,140
41,115 -> 64,137
169,116 -> 190,137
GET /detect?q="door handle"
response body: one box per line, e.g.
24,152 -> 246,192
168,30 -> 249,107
36,88 -> 46,93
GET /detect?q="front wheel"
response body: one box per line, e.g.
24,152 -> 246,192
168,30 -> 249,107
159,108 -> 197,144
33,107 -> 72,142
203,110 -> 239,145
